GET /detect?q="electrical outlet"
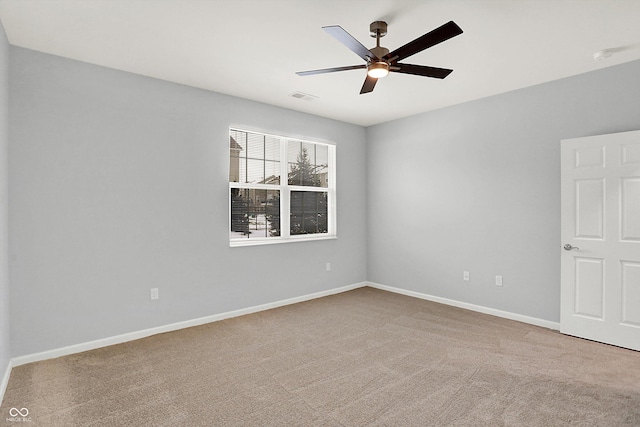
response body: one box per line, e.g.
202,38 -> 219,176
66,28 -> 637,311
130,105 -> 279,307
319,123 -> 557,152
463,271 -> 470,282
495,276 -> 503,287
150,288 -> 159,300
326,262 -> 331,272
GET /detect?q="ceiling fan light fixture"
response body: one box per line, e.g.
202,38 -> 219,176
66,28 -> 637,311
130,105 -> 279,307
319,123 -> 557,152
367,61 -> 389,78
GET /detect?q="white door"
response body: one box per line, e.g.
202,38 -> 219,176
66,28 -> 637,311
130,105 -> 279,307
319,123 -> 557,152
561,130 -> 640,351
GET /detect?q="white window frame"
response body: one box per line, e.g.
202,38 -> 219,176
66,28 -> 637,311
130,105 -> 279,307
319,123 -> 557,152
229,128 -> 336,247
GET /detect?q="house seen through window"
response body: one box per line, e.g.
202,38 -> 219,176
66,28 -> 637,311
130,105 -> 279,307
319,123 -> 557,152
229,129 -> 335,245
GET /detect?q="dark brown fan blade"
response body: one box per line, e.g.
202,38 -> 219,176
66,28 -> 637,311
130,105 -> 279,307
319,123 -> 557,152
360,75 -> 377,94
392,63 -> 453,79
384,21 -> 462,63
296,65 -> 366,76
323,25 -> 376,61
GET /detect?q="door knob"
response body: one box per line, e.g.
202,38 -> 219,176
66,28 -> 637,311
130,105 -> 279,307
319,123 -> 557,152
563,244 -> 579,251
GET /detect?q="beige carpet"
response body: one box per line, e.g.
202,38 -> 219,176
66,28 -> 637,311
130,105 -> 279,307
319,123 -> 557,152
2,287 -> 640,426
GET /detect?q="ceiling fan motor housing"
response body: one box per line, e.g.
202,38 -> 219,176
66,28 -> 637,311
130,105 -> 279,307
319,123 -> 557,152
369,21 -> 387,38
370,46 -> 389,59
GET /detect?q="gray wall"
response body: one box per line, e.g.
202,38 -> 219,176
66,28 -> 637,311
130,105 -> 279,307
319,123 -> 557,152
9,47 -> 367,357
0,20 -> 9,374
7,43 -> 640,357
367,59 -> 640,323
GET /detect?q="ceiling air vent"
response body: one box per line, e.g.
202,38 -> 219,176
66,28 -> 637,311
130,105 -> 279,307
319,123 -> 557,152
289,92 -> 318,101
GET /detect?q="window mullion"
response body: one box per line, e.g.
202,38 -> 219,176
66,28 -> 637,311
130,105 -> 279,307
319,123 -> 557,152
287,185 -> 328,192
280,138 -> 290,239
243,131 -> 248,184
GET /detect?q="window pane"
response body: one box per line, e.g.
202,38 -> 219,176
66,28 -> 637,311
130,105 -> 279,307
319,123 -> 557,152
288,140 -> 328,188
315,144 -> 329,188
315,144 -> 328,166
246,133 -> 264,159
288,141 -> 302,186
230,130 -> 247,152
246,158 -> 263,184
288,141 -> 316,186
290,191 -> 328,235
265,136 -> 280,161
230,130 -> 280,185
302,142 -> 316,165
238,157 -> 247,183
229,134 -> 245,183
230,142 -> 241,183
265,160 -> 280,184
230,189 -> 280,239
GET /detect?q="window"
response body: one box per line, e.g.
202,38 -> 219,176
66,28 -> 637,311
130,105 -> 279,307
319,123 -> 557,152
229,129 -> 336,246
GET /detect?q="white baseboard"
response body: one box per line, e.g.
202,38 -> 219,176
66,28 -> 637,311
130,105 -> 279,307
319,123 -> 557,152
1,358 -> 12,405
366,281 -> 560,331
12,282 -> 367,367
10,281 -> 559,368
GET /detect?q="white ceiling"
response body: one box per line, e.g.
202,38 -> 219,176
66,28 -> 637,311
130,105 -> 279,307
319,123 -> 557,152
1,0 -> 639,126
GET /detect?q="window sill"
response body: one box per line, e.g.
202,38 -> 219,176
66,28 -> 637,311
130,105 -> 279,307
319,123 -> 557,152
230,235 -> 337,247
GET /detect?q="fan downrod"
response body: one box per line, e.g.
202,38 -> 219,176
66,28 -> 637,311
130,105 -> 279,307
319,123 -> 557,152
369,21 -> 389,59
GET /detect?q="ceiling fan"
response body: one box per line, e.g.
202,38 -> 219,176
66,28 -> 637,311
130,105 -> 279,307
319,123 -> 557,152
296,20 -> 463,94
